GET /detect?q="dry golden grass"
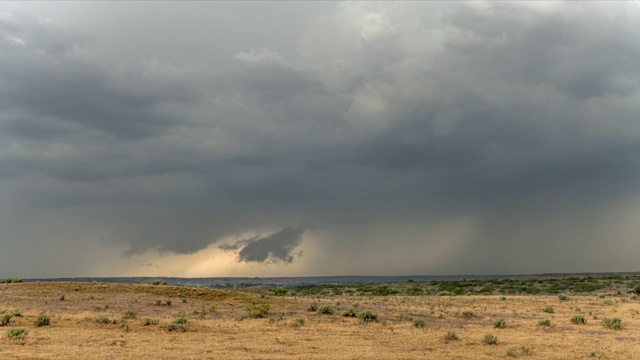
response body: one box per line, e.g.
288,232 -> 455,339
1,282 -> 639,359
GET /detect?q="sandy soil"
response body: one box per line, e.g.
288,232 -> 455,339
1,282 -> 639,359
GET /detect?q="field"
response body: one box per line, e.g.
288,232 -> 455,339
1,275 -> 640,359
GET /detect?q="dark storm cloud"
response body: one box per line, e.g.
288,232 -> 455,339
0,14 -> 202,141
220,226 -> 307,264
2,2 -> 640,276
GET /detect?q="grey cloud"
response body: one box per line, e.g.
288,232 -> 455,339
220,227 -> 307,264
2,3 -> 640,276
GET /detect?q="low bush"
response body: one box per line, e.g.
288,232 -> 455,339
412,318 -> 425,328
570,315 -> 586,325
1,314 -> 11,326
542,306 -> 554,313
5,327 -> 27,340
482,333 -> 498,345
317,305 -> 335,315
166,323 -> 187,332
443,332 -> 458,342
405,285 -> 423,296
167,316 -> 188,332
247,304 -> 271,318
95,316 -> 111,324
342,307 -> 358,317
119,321 -> 130,332
538,319 -> 551,326
357,310 -> 377,323
493,318 -> 506,329
602,317 -> 622,330
142,318 -> 159,326
35,314 -> 50,327
267,288 -> 289,296
122,310 -> 137,319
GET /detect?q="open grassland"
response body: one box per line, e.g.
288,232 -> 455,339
1,278 -> 640,359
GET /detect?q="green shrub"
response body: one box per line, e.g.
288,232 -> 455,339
95,316 -> 111,324
542,306 -> 554,313
166,299 -> 172,307
558,294 -> 570,301
35,314 -> 50,327
59,294 -> 65,301
443,332 -> 458,342
267,288 -> 289,296
493,318 -> 506,328
173,316 -> 187,325
307,302 -> 318,312
602,317 -> 622,330
461,310 -> 474,318
119,321 -> 130,332
1,314 -> 11,326
247,304 -> 271,318
482,333 -> 498,345
506,348 -> 517,357
317,305 -> 335,315
1,278 -> 23,283
405,285 -> 423,296
412,318 -> 425,328
538,319 -> 551,326
5,327 -> 27,340
142,318 -> 159,326
357,310 -> 377,323
122,310 -> 137,319
295,318 -> 305,325
521,346 -> 532,356
208,305 -> 217,313
603,300 -> 614,305
371,285 -> 399,296
342,307 -> 358,317
166,316 -> 188,332
166,323 -> 188,332
570,315 -> 586,325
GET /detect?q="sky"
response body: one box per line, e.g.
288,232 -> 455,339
1,2 -> 640,278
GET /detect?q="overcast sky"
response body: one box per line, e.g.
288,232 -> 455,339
1,2 -> 640,278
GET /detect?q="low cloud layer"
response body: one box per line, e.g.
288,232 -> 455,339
1,2 -> 640,277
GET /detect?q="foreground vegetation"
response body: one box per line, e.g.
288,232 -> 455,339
1,273 -> 640,359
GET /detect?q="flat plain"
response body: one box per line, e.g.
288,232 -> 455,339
1,276 -> 640,359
